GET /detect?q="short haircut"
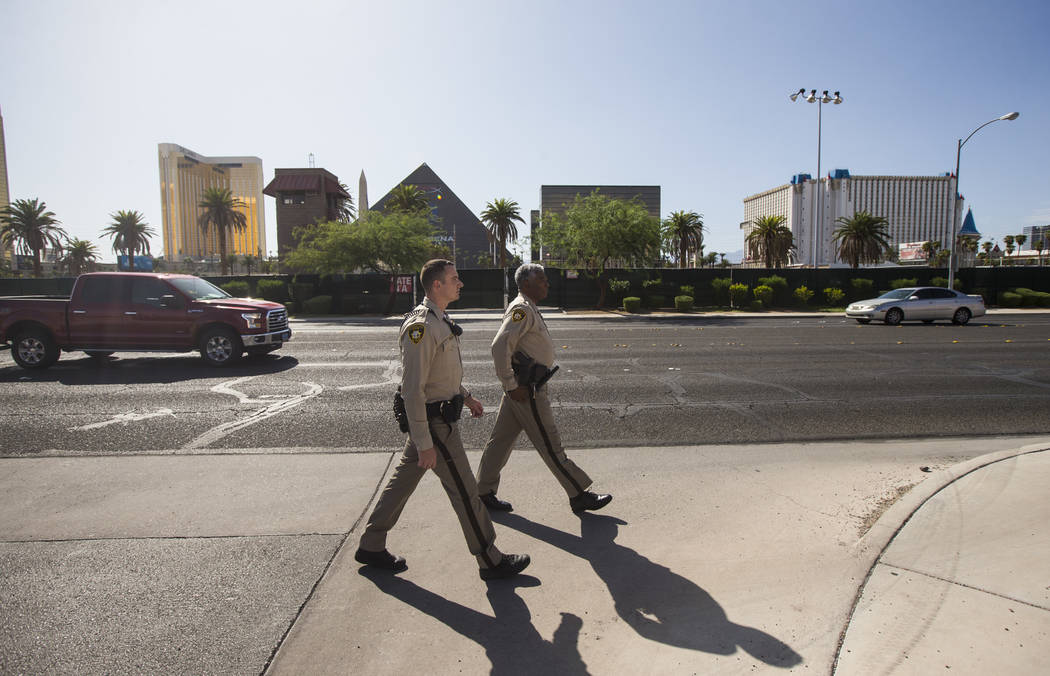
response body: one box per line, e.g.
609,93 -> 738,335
421,259 -> 455,292
514,263 -> 545,287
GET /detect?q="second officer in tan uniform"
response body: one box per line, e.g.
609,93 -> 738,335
355,259 -> 530,580
477,263 -> 613,514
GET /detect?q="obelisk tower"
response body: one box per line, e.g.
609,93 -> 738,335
359,170 -> 369,215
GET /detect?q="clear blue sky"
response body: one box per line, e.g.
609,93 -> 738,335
2,0 -> 1047,263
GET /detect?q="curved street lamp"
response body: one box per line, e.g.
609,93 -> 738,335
947,112 -> 1020,289
790,89 -> 843,266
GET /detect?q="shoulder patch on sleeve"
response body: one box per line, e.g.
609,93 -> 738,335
407,323 -> 426,344
511,308 -> 527,322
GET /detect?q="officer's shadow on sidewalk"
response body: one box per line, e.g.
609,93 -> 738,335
493,512 -> 803,668
359,568 -> 589,675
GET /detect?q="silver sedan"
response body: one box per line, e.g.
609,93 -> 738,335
846,287 -> 986,325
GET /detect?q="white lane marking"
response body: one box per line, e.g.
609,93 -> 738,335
183,378 -> 323,450
70,408 -> 176,431
337,360 -> 399,391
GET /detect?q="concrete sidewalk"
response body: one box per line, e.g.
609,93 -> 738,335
1,438 -> 1047,675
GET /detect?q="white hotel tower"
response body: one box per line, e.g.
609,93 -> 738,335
741,170 -> 964,267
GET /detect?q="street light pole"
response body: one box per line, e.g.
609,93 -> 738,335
790,89 -> 842,267
946,111 -> 1020,290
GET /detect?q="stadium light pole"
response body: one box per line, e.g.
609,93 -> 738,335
790,89 -> 842,267
947,111 -> 1020,290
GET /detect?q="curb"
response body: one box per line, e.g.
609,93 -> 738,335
833,441 -> 1050,672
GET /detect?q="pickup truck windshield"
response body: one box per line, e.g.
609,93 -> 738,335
169,277 -> 231,301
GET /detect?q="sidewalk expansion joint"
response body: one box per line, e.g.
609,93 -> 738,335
881,563 -> 1050,612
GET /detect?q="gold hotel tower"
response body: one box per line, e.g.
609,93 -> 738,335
158,143 -> 266,263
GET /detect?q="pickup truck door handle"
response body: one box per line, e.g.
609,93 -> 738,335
124,311 -> 137,315
72,309 -> 87,314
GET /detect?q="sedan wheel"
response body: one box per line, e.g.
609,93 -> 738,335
952,307 -> 972,325
884,308 -> 903,325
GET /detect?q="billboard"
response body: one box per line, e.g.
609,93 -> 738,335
898,242 -> 928,262
118,255 -> 154,271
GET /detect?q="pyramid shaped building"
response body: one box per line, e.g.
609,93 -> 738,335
373,163 -> 508,268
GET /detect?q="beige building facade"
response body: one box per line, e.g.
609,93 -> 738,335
158,143 -> 266,263
741,171 -> 962,267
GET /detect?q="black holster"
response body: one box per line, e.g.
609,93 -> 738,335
512,351 -> 559,389
426,394 -> 464,423
393,388 -> 410,433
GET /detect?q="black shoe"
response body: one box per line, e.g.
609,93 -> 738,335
480,553 -> 531,580
480,492 -> 514,512
570,491 -> 613,514
354,547 -> 407,572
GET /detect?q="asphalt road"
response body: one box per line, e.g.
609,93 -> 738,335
2,312 -> 1048,456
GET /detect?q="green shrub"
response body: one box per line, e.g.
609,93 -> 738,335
608,278 -> 631,296
930,276 -> 949,288
623,296 -> 642,313
645,294 -> 666,309
642,278 -> 663,291
729,283 -> 749,307
256,279 -> 289,304
998,291 -> 1022,307
221,280 -> 250,298
679,285 -> 695,297
849,278 -> 875,300
712,277 -> 733,306
303,295 -> 332,314
757,275 -> 788,306
753,284 -> 774,307
824,287 -> 845,306
749,299 -> 764,311
890,278 -> 919,290
793,285 -> 815,306
674,295 -> 694,312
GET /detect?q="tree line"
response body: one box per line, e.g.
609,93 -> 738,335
0,187 -> 255,277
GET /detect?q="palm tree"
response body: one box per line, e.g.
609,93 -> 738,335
1003,235 -> 1015,265
1034,239 -> 1044,266
746,214 -> 795,268
385,184 -> 429,214
663,210 -> 704,268
242,254 -> 257,276
831,211 -> 892,269
0,198 -> 68,277
100,209 -> 155,272
1016,234 -> 1027,263
480,198 -> 525,269
336,183 -> 356,222
61,238 -> 100,275
197,187 -> 248,276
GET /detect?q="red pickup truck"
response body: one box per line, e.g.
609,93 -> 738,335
0,272 -> 291,369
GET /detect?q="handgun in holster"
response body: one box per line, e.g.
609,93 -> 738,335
393,387 -> 410,433
511,350 -> 559,390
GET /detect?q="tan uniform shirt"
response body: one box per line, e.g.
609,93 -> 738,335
491,293 -> 556,392
400,298 -> 469,450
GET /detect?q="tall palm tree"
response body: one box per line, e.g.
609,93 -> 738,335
1016,234 -> 1027,263
100,209 -> 155,272
385,184 -> 429,214
1033,239 -> 1044,266
61,238 -> 100,275
831,211 -> 892,269
0,198 -> 68,277
1003,235 -> 1015,265
662,210 -> 704,268
336,182 -> 356,222
480,198 -> 525,269
746,214 -> 795,268
197,187 -> 248,276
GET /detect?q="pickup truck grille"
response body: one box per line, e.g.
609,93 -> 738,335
267,308 -> 289,332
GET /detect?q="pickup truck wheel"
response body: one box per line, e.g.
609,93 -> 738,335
12,329 -> 60,370
200,327 -> 243,367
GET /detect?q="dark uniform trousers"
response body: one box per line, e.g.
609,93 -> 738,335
477,386 -> 592,498
361,418 -> 503,569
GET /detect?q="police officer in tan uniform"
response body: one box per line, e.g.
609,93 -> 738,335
355,259 -> 531,580
477,263 -> 613,514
